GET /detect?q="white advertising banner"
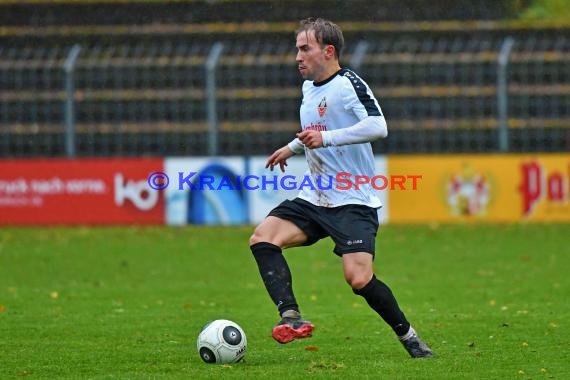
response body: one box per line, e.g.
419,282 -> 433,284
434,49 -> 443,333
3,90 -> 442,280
374,156 -> 389,225
164,157 -> 247,225
163,156 -> 389,226
246,155 -> 310,224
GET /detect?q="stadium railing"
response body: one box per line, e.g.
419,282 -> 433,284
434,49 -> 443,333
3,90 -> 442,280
1,30 -> 569,157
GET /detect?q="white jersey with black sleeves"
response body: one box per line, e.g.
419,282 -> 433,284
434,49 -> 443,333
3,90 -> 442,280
288,68 -> 388,208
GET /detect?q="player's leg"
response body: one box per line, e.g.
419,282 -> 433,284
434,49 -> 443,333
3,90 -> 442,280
320,204 -> 433,357
342,252 -> 409,335
250,215 -> 308,317
250,200 -> 321,343
342,252 -> 433,358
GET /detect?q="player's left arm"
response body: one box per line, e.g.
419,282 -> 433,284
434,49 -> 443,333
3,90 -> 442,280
323,76 -> 388,146
297,116 -> 386,149
320,115 -> 387,147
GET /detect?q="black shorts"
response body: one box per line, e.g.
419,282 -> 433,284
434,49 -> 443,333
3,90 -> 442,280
268,198 -> 380,256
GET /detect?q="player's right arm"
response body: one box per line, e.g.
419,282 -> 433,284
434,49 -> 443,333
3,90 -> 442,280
266,145 -> 297,172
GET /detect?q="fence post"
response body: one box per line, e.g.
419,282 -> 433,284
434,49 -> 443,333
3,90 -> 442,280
350,40 -> 369,72
206,42 -> 224,156
497,37 -> 515,152
63,44 -> 81,158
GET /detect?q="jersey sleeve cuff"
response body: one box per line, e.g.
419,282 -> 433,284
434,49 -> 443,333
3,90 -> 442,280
287,138 -> 305,154
321,131 -> 334,147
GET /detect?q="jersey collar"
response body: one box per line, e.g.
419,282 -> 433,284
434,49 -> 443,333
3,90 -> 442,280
313,69 -> 343,87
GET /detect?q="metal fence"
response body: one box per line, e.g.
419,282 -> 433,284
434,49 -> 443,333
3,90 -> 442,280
1,33 -> 569,158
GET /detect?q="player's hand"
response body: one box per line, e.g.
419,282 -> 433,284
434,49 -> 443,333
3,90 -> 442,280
296,130 -> 323,149
265,146 -> 295,172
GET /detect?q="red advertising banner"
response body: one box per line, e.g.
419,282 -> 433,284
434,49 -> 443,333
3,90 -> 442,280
0,158 -> 164,225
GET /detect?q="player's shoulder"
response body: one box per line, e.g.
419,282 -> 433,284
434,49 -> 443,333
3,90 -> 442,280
339,68 -> 366,81
338,68 -> 358,78
337,68 -> 371,91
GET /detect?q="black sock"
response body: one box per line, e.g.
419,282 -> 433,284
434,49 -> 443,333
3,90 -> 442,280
353,275 -> 410,336
250,242 -> 299,316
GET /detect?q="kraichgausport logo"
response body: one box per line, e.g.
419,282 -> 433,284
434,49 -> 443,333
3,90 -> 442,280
147,172 -> 422,191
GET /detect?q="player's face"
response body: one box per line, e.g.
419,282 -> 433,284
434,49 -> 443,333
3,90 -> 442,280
295,29 -> 329,82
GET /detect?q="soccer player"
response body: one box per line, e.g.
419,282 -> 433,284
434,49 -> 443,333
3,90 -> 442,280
249,17 -> 433,358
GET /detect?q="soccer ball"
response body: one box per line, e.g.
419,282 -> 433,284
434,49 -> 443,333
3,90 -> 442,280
197,319 -> 247,364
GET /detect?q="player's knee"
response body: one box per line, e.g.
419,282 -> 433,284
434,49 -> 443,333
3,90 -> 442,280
249,217 -> 307,249
344,272 -> 371,290
249,224 -> 273,246
249,230 -> 264,246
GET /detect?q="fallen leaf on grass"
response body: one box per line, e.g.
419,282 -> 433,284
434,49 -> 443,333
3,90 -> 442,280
308,360 -> 345,372
305,346 -> 319,351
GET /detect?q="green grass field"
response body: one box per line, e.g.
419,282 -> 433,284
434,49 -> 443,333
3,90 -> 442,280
1,224 -> 568,379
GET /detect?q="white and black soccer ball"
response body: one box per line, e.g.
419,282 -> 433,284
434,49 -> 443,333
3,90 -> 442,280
197,319 -> 247,364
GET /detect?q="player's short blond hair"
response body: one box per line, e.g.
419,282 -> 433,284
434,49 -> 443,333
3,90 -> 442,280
296,18 -> 345,60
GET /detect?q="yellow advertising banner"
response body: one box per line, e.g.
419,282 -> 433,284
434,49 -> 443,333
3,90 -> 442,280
387,154 -> 570,223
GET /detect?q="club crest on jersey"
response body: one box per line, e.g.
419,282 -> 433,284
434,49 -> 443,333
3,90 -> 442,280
317,97 -> 327,118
